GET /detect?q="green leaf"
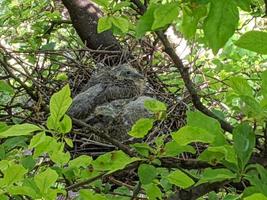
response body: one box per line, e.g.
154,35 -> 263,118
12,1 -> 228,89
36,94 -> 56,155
128,118 -> 154,138
235,31 -> 267,55
47,84 -> 72,131
59,114 -> 72,134
64,137 -> 73,148
234,0 -> 252,11
203,0 -> 239,54
69,155 -> 92,168
34,168 -> 58,194
244,193 -> 267,200
198,145 -> 237,165
152,2 -> 179,30
187,111 -> 227,145
93,150 -> 140,174
167,170 -> 195,189
2,164 -> 27,186
29,132 -> 46,149
144,99 -> 167,113
50,150 -> 70,165
40,42 -> 56,50
0,124 -> 41,138
261,71 -> 267,98
111,16 -> 129,33
79,189 -> 107,200
181,4 -> 207,39
97,16 -> 112,33
228,77 -> 253,97
21,156 -> 36,170
197,168 -> 236,185
136,4 -> 157,38
172,126 -> 215,146
162,141 -> 195,157
0,80 -> 14,94
131,143 -> 153,157
91,0 -> 109,8
7,186 -> 37,199
143,183 -> 162,200
233,123 -> 255,170
138,164 -> 157,185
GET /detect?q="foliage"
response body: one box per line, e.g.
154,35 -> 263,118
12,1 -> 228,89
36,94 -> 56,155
0,0 -> 267,199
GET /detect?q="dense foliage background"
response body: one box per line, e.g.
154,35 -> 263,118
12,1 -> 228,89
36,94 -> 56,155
0,0 -> 267,199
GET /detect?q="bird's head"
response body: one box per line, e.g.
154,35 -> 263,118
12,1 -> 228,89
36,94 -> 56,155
111,64 -> 145,88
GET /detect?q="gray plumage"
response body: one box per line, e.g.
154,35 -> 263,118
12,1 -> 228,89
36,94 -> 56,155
68,64 -> 145,119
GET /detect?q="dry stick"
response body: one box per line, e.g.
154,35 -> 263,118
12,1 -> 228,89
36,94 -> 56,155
129,0 -> 233,133
72,118 -> 137,157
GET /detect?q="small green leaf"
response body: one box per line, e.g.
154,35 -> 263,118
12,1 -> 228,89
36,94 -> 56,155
128,118 -> 154,138
50,150 -> 70,165
167,170 -> 195,189
47,84 -> 72,131
233,123 -> 255,170
69,155 -> 92,168
97,16 -> 112,33
203,0 -> 239,54
197,168 -> 235,185
143,183 -> 162,200
64,137 -> 73,148
0,80 -> 14,94
0,124 -> 41,138
111,16 -> 129,33
172,126 -> 215,146
8,186 -> 37,198
162,141 -> 195,157
152,2 -> 179,30
138,164 -> 157,185
59,114 -> 72,134
228,77 -> 253,97
144,99 -> 167,113
54,73 -> 68,81
235,31 -> 267,55
79,189 -> 107,200
93,150 -> 140,174
34,168 -> 58,194
41,42 -> 56,50
2,164 -> 27,186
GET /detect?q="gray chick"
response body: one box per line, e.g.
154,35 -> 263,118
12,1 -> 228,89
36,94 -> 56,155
68,64 -> 145,119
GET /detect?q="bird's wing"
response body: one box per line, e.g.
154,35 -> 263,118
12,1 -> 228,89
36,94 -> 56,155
68,84 -> 104,119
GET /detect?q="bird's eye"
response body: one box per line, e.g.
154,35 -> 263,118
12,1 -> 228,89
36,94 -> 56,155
126,71 -> 131,75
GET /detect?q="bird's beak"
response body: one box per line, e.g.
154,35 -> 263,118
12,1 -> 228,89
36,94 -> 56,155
133,73 -> 145,79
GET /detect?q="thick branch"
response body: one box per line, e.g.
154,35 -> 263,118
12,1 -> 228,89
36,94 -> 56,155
61,0 -> 123,65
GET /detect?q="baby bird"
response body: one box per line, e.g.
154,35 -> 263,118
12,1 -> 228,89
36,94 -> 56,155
68,64 -> 145,119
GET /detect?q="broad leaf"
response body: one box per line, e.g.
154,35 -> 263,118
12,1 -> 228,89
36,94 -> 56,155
204,0 -> 239,54
152,2 -> 179,30
144,99 -> 167,113
111,16 -> 129,33
34,168 -> 58,194
187,111 -> 227,145
79,189 -> 107,200
69,155 -> 92,168
128,118 -> 154,138
93,150 -> 140,174
233,123 -> 255,170
98,16 -> 112,33
162,141 -> 195,157
235,31 -> 267,55
2,164 -> 27,186
167,170 -> 195,189
197,168 -> 236,185
138,164 -> 157,185
0,124 -> 41,138
228,77 -> 253,97
143,183 -> 162,200
172,126 -> 215,146
136,4 -> 157,38
0,80 -> 14,94
234,0 -> 252,11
